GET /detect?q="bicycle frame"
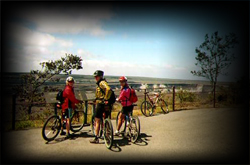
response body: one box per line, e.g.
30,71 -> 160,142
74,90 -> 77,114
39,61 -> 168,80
145,92 -> 162,105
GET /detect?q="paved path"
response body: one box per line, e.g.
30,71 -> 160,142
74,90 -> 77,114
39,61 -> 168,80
2,108 -> 247,163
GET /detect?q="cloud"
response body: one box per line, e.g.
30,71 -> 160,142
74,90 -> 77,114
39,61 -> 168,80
9,23 -> 73,48
77,49 -> 97,59
17,4 -> 114,36
73,59 -> 179,79
5,23 -> 76,72
9,23 -> 55,47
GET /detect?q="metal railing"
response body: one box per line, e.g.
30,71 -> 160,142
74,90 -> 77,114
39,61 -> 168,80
10,85 -> 209,130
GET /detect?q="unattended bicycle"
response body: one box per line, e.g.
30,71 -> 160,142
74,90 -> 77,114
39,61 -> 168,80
90,102 -> 114,149
141,90 -> 169,117
42,102 -> 85,142
115,104 -> 140,143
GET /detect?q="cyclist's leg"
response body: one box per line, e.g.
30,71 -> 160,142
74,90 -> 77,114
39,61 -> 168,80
104,104 -> 112,119
96,104 -> 104,135
66,108 -> 72,136
117,107 -> 127,131
90,103 -> 103,143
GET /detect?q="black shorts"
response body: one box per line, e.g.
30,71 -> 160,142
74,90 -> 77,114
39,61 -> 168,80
121,105 -> 133,116
62,108 -> 73,118
94,103 -> 111,119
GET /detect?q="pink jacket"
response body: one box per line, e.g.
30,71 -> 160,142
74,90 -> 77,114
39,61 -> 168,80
118,85 -> 132,107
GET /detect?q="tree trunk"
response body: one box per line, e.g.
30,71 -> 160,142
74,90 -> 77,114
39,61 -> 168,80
213,82 -> 216,108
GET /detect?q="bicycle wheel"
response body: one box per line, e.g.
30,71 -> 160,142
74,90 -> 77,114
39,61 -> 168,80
104,118 -> 113,149
130,116 -> 140,143
91,115 -> 103,138
42,115 -> 61,142
159,99 -> 169,114
116,111 -> 126,135
141,101 -> 153,117
70,110 -> 85,133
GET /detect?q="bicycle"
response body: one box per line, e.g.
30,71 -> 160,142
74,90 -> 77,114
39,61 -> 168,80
90,102 -> 114,149
141,90 -> 169,117
42,102 -> 85,142
115,104 -> 140,143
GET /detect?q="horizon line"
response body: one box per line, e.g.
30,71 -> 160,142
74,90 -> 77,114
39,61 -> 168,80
2,71 -> 236,83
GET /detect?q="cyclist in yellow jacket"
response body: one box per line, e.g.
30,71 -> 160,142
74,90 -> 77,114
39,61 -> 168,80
90,70 -> 112,143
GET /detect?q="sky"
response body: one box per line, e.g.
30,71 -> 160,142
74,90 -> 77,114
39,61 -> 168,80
2,2 -> 248,82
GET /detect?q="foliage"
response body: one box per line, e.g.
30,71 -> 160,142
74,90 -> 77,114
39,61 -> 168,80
177,89 -> 196,103
191,31 -> 238,107
13,53 -> 83,112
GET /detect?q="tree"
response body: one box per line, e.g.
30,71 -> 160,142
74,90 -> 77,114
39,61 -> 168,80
191,31 -> 238,108
14,53 -> 83,114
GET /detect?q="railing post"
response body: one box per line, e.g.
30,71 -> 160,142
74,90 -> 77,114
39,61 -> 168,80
12,94 -> 16,130
84,101 -> 88,125
172,86 -> 175,111
92,103 -> 96,117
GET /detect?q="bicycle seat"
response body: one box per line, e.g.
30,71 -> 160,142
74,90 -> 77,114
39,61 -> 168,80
144,92 -> 149,94
132,104 -> 138,106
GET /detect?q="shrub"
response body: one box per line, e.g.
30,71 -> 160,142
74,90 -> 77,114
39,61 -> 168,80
177,90 -> 196,103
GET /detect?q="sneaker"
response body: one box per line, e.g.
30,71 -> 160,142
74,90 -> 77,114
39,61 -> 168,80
60,131 -> 66,136
114,130 -> 120,136
89,137 -> 99,144
65,133 -> 72,139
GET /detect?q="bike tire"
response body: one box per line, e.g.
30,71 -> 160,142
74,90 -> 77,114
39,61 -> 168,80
159,99 -> 169,114
70,110 -> 85,133
130,116 -> 140,143
42,115 -> 61,142
141,101 -> 153,117
91,115 -> 103,138
116,111 -> 126,135
104,118 -> 113,149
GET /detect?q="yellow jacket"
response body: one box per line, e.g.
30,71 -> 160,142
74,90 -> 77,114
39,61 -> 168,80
95,79 -> 112,104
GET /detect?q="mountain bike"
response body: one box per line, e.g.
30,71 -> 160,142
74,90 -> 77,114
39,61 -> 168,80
90,102 -> 113,149
42,102 -> 85,142
141,90 -> 169,117
115,104 -> 140,143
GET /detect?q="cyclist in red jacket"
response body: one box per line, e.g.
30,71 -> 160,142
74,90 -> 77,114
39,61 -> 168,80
61,76 -> 82,138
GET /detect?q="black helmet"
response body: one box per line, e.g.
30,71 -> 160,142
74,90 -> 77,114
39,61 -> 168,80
93,70 -> 104,77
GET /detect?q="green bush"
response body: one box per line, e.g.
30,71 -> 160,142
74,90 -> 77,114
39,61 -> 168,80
16,120 -> 34,130
177,90 -> 196,103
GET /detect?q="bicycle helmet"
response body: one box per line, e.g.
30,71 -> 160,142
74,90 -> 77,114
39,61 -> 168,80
119,76 -> 127,82
93,70 -> 104,77
66,76 -> 75,83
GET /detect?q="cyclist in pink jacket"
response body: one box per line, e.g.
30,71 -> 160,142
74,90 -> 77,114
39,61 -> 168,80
115,76 -> 133,135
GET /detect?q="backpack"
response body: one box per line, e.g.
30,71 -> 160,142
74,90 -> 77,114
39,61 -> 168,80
97,80 -> 116,104
129,86 -> 138,103
56,90 -> 64,104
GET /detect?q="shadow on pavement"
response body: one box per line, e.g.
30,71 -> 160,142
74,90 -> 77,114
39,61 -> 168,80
134,133 -> 152,146
110,133 -> 152,152
45,130 -> 94,144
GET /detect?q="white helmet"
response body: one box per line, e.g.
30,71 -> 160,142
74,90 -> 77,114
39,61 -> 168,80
66,76 -> 75,83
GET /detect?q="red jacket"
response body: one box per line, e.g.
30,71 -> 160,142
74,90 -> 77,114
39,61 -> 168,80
62,85 -> 81,111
